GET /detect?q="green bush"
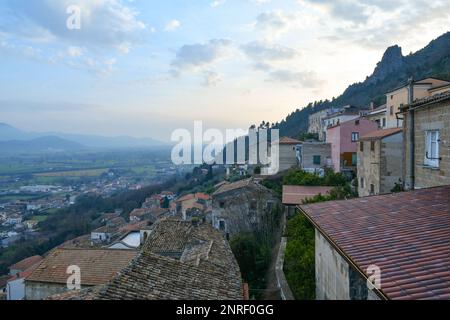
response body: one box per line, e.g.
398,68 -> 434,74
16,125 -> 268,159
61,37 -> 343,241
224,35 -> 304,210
230,233 -> 271,299
284,214 -> 316,300
283,169 -> 347,187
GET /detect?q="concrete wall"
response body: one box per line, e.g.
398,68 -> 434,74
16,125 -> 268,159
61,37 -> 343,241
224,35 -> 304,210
315,229 -> 380,300
358,139 -> 380,197
404,100 -> 450,189
379,134 -> 403,193
279,144 -> 298,172
6,278 -> 25,300
358,133 -> 403,197
326,126 -> 341,172
309,110 -> 328,141
25,281 -> 89,300
300,143 -> 332,170
315,229 -> 349,300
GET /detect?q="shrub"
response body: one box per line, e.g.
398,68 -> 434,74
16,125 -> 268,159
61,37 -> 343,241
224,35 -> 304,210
284,214 -> 315,300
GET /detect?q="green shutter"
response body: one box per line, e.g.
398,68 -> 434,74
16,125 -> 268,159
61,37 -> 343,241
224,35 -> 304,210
313,155 -> 321,165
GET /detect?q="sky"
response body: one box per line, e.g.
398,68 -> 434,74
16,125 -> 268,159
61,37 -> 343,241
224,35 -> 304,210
0,0 -> 449,142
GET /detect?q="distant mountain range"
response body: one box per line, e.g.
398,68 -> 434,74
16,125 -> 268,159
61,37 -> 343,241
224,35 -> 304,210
0,123 -> 166,154
275,31 -> 450,138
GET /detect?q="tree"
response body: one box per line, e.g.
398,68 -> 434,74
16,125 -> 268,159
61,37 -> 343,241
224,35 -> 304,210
284,214 -> 316,300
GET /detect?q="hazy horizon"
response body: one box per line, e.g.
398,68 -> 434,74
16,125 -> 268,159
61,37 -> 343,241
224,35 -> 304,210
1,0 -> 449,141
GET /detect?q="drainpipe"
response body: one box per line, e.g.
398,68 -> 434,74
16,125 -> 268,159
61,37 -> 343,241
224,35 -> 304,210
408,77 -> 415,190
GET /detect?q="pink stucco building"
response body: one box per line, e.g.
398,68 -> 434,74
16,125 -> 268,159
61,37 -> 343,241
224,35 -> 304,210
326,118 -> 379,172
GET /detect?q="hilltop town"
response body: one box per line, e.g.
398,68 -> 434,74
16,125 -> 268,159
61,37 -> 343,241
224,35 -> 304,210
1,72 -> 449,301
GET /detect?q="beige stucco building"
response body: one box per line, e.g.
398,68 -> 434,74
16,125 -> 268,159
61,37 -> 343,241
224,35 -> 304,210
365,104 -> 387,129
278,137 -> 301,172
357,128 -> 403,197
385,78 -> 450,129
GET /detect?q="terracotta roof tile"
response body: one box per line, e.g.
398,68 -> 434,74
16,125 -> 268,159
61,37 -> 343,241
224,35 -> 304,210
278,137 -> 302,145
98,221 -> 243,300
300,186 -> 450,300
9,255 -> 43,272
360,128 -> 402,140
213,178 -> 271,196
26,249 -> 137,286
282,185 -> 333,205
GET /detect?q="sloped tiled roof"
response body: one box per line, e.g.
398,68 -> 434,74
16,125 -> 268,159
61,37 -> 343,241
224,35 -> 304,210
410,90 -> 450,108
213,178 -> 261,196
282,185 -> 333,205
26,249 -> 137,286
10,255 -> 43,272
97,222 -> 242,300
360,128 -> 402,140
278,137 -> 302,145
300,186 -> 450,300
0,275 -> 12,288
143,219 -> 193,255
46,286 -> 102,300
176,193 -> 210,203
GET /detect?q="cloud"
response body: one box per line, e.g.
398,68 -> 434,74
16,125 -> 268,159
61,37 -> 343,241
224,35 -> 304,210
239,40 -> 315,87
211,0 -> 226,7
241,40 -> 299,61
314,0 -> 450,49
251,0 -> 271,4
0,0 -> 148,76
203,71 -> 222,87
1,0 -> 147,51
303,0 -> 370,24
171,39 -> 232,72
254,10 -> 297,39
165,19 -> 181,32
266,69 -> 322,87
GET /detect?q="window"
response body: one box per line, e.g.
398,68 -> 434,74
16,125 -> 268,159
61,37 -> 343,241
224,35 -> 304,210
360,142 -> 364,152
219,201 -> 225,208
382,118 -> 386,127
313,155 -> 321,165
390,106 -> 394,116
391,95 -> 394,100
352,153 -> 357,166
219,220 -> 226,231
370,184 -> 375,195
250,201 -> 257,210
425,130 -> 440,167
351,132 -> 359,142
266,201 -> 274,212
360,178 -> 365,189
371,141 -> 375,152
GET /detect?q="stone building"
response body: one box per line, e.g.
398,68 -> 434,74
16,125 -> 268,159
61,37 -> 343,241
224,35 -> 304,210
48,219 -> 245,300
308,109 -> 328,141
175,193 -> 211,220
401,88 -> 450,189
357,128 -> 403,197
297,141 -> 332,174
212,178 -> 280,238
277,137 -> 301,172
24,248 -> 137,300
299,186 -> 450,300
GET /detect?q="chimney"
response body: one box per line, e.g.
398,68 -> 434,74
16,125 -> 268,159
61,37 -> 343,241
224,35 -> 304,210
370,101 -> 375,111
